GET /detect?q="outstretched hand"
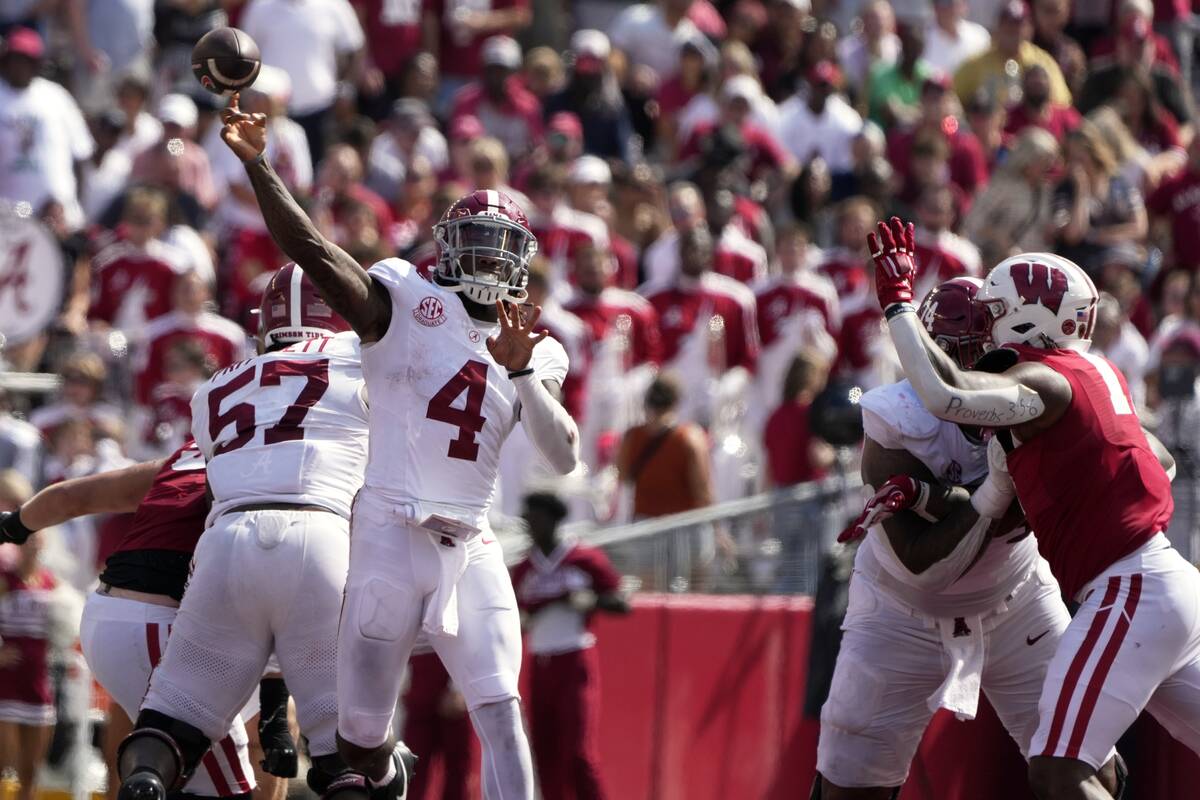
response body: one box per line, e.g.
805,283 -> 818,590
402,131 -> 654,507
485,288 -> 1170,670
220,92 -> 267,163
867,216 -> 918,310
487,301 -> 548,373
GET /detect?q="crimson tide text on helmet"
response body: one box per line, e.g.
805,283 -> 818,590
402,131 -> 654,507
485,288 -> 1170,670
433,189 -> 538,305
978,253 -> 1099,351
257,262 -> 350,349
918,276 -> 991,369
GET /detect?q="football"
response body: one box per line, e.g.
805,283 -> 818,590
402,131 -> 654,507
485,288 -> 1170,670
191,27 -> 261,96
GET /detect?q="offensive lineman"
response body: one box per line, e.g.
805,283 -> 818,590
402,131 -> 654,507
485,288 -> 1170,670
220,94 -> 579,800
817,278 -> 1120,799
867,217 -> 1200,799
113,264 -> 411,800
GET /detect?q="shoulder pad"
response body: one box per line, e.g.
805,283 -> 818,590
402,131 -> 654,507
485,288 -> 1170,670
859,381 -> 940,447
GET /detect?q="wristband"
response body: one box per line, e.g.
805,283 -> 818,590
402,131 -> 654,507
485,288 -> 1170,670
508,367 -> 534,380
971,476 -> 1014,520
885,302 -> 915,321
910,481 -> 936,522
0,509 -> 34,545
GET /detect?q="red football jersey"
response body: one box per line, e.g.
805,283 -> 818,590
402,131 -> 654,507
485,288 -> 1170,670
645,284 -> 759,371
111,440 -> 208,557
565,288 -> 664,368
756,280 -> 838,347
90,241 -> 185,330
1005,345 -> 1173,598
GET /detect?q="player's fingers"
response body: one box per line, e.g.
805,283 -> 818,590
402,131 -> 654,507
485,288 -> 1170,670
494,301 -> 511,329
530,329 -> 548,345
523,304 -> 542,331
867,231 -> 880,258
229,92 -> 240,113
904,222 -> 916,254
252,113 -> 268,125
877,220 -> 896,253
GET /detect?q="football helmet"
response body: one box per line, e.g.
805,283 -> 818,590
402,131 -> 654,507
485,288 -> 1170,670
257,262 -> 350,348
918,276 -> 991,369
978,252 -> 1098,351
433,189 -> 538,305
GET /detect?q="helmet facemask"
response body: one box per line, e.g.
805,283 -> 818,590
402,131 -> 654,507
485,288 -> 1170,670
435,214 -> 537,305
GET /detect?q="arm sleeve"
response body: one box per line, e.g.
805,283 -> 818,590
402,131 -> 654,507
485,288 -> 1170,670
516,337 -> 578,474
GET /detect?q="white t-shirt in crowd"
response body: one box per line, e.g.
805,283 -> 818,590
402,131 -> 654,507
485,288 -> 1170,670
608,3 -> 701,81
81,148 -> 132,223
240,0 -> 365,115
0,76 -> 94,228
777,92 -> 863,174
206,115 -> 312,232
922,19 -> 991,75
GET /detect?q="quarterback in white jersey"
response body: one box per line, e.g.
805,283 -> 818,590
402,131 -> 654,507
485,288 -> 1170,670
814,279 -> 1121,800
219,95 -> 580,800
115,264 -> 413,800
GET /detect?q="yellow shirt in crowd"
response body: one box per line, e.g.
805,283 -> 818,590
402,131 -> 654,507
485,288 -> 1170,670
953,40 -> 1072,107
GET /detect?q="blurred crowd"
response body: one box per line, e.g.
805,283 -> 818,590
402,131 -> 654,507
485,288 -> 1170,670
5,0 -> 1200,761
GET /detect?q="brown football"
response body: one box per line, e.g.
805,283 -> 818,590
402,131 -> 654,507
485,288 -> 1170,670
191,27 -> 261,96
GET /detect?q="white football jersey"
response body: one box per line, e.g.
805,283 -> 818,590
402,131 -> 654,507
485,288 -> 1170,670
361,259 -> 570,529
191,332 -> 369,525
855,379 -> 1041,617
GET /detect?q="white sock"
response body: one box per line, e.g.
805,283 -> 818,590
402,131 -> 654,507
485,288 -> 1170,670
470,699 -> 534,800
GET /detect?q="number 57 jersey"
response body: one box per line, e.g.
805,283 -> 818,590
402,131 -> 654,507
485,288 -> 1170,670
190,332 -> 370,525
361,259 -> 569,528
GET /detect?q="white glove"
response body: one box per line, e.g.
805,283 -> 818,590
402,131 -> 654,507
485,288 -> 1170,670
970,436 -> 1016,519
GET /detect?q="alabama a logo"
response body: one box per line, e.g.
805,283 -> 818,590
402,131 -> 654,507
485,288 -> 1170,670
413,296 -> 447,327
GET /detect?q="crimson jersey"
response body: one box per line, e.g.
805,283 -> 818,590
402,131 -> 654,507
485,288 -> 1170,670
0,566 -> 57,716
100,441 -> 208,600
1005,345 -> 1173,598
90,240 -> 186,332
756,278 -> 839,347
510,541 -> 620,655
644,280 -> 759,371
565,288 -> 663,367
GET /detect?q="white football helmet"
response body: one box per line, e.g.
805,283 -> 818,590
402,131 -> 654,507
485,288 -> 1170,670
978,252 -> 1098,351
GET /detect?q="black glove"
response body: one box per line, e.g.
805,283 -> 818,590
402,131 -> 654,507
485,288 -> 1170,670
258,677 -> 298,778
0,510 -> 34,545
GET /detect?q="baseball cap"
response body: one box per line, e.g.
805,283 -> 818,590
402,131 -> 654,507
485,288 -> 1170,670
721,74 -> 760,103
571,29 -> 610,62
449,114 -> 485,142
5,27 -> 44,60
548,111 -> 583,139
997,0 -> 1029,23
158,93 -> 198,128
569,155 -> 611,185
481,35 -> 522,70
807,60 -> 841,88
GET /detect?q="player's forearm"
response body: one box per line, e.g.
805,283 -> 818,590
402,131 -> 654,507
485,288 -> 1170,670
243,156 -> 387,338
884,487 -> 981,575
888,309 -> 1044,425
514,376 -> 579,475
19,459 -> 162,530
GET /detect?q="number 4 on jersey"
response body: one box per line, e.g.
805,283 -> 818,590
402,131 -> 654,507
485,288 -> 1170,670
427,361 -> 489,461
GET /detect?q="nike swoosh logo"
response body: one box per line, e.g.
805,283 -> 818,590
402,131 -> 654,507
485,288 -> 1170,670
1026,630 -> 1051,646
481,537 -> 496,545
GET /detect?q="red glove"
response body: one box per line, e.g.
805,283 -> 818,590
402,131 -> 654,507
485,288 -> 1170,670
867,216 -> 917,310
838,475 -> 930,543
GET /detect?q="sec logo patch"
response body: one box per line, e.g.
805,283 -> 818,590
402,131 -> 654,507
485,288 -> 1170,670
413,296 -> 447,327
468,329 -> 481,343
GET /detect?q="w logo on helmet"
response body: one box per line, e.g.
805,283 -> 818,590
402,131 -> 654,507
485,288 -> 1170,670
1010,262 -> 1069,314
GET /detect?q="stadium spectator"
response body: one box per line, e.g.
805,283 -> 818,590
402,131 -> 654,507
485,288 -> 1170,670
953,0 -> 1070,109
0,28 -> 94,230
425,0 -> 531,108
132,94 -> 218,214
616,373 -> 714,518
922,0 -> 990,75
27,353 -> 122,444
1052,121 -> 1148,274
365,99 -> 448,203
655,37 -> 716,155
678,76 -> 793,187
1090,0 -> 1180,75
835,0 -> 899,94
1004,63 -> 1081,142
865,22 -> 931,128
522,46 -> 566,103
608,0 -> 702,86
816,198 -> 875,300
1149,137 -> 1200,274
511,490 -> 628,800
450,36 -> 542,160
543,30 -> 632,162
1077,17 -> 1192,128
0,391 -> 41,487
111,72 -> 160,160
350,0 -> 427,119
778,61 -> 863,178
762,353 -> 833,487
566,239 -> 663,370
1093,290 -> 1150,408
525,163 -> 608,293
1110,69 -> 1184,155
81,110 -> 133,224
963,126 -> 1060,266
1031,0 -> 1087,96
240,0 -> 365,166
754,0 -> 809,99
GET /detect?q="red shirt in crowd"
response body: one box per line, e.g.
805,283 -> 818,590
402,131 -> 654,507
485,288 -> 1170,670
133,310 -> 248,405
817,249 -> 869,300
644,276 -> 759,372
533,302 -> 593,421
90,240 -> 188,331
755,276 -> 839,348
678,121 -> 790,181
1148,166 -> 1200,272
352,0 -> 427,77
835,302 -> 884,380
430,0 -> 529,79
527,205 -> 608,283
451,78 -> 543,156
609,232 -> 640,291
886,124 -> 989,209
763,401 -> 827,487
1003,102 -> 1081,141
565,287 -> 664,368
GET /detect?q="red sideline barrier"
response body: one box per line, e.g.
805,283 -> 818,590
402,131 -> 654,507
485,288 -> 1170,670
555,593 -> 1200,799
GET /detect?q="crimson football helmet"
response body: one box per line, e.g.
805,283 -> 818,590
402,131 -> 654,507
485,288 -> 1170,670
433,189 -> 538,305
257,262 -> 350,349
978,252 -> 1098,351
918,276 -> 991,369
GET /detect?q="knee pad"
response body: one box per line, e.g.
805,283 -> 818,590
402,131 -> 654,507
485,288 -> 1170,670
119,711 -> 211,792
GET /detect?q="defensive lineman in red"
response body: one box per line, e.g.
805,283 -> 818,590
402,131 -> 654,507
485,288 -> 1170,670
869,217 -> 1200,799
